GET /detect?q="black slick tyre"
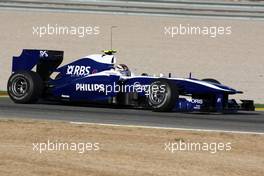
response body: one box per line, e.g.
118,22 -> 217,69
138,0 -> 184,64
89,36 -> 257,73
7,71 -> 43,104
148,79 -> 179,112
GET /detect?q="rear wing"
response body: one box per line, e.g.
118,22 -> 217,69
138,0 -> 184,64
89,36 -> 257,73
12,49 -> 64,80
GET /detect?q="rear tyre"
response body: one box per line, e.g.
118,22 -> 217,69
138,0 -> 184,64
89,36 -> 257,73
202,78 -> 221,84
148,79 -> 179,112
7,71 -> 43,104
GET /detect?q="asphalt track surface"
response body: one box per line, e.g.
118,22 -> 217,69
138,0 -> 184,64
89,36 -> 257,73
1,0 -> 264,19
0,97 -> 264,133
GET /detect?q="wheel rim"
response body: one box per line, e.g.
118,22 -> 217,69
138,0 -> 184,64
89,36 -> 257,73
149,82 -> 167,105
11,77 -> 29,97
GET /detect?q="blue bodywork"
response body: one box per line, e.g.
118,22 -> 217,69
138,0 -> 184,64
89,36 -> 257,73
11,49 -> 252,112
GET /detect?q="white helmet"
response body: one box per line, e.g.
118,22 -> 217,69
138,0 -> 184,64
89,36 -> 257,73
115,64 -> 131,76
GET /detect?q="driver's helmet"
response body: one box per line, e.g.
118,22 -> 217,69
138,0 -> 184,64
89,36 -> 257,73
115,64 -> 131,76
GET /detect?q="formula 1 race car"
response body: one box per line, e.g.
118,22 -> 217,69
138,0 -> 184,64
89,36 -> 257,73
7,49 -> 255,112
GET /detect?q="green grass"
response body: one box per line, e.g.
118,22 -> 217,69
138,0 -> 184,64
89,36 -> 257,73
255,104 -> 264,108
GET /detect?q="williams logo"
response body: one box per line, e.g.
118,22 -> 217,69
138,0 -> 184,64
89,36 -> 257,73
40,50 -> 48,58
66,65 -> 91,76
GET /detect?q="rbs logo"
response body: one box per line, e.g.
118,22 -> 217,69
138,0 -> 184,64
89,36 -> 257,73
66,65 -> 91,76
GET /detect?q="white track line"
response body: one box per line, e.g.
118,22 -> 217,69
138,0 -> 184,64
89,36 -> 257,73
70,122 -> 264,135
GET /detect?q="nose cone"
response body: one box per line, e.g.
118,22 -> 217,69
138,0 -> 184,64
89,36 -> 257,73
212,82 -> 243,94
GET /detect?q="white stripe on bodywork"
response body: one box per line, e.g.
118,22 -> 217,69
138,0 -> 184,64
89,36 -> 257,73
81,71 -> 232,92
121,75 -> 232,92
170,78 -> 232,92
82,69 -> 122,78
84,54 -> 116,64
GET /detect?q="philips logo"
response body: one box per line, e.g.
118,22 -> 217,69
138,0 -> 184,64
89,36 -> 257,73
76,84 -> 104,92
67,65 -> 91,76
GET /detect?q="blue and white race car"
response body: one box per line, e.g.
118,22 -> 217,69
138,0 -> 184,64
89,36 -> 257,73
7,49 -> 255,112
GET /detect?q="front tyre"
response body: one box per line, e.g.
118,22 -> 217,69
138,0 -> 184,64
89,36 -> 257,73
7,71 -> 43,104
148,79 -> 179,112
